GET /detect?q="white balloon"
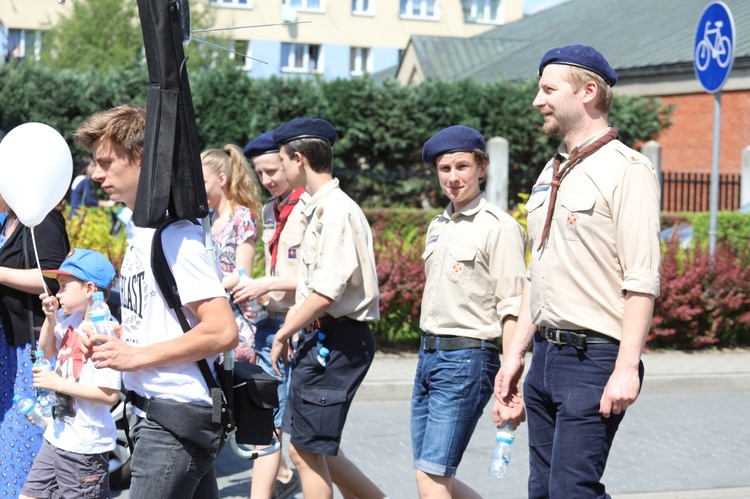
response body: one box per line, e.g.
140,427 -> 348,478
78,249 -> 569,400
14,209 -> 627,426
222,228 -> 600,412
0,122 -> 73,227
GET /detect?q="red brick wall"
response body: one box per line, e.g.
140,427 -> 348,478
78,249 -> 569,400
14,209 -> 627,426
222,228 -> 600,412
655,90 -> 750,174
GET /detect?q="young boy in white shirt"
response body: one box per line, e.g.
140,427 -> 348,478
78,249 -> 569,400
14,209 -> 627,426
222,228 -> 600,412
20,248 -> 121,499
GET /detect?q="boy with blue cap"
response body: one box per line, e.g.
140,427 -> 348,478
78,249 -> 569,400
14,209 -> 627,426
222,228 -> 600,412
412,125 -> 527,497
496,45 -> 661,498
268,117 -> 387,499
21,249 -> 120,499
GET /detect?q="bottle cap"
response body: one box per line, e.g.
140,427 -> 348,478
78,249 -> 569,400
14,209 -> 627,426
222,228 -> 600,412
12,394 -> 21,403
318,331 -> 327,341
238,268 -> 247,276
93,291 -> 104,301
319,347 -> 330,357
35,350 -> 45,359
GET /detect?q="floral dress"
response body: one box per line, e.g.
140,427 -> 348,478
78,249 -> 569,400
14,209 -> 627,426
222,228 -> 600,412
212,206 -> 263,363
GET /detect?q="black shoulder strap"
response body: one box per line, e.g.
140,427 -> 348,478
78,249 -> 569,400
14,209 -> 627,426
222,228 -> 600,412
150,217 -> 219,392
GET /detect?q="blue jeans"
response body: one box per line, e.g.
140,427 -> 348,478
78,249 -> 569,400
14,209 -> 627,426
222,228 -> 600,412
524,332 -> 644,499
254,317 -> 291,428
411,345 -> 500,476
128,416 -> 220,499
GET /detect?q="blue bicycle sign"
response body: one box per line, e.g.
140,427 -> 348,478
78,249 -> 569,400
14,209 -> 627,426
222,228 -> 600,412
695,20 -> 731,71
694,2 -> 735,93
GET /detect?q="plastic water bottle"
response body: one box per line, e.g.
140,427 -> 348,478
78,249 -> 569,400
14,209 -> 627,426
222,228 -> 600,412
316,331 -> 329,366
237,269 -> 265,320
89,291 -> 116,336
237,268 -> 251,284
33,351 -> 56,417
13,395 -> 45,427
488,423 -> 515,479
317,346 -> 330,366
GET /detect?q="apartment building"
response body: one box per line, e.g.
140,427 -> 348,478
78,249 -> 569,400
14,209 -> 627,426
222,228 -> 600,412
1,0 -> 522,78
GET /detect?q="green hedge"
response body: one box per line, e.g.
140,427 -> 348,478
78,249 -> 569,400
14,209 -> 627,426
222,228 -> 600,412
0,63 -> 671,209
66,206 -> 750,350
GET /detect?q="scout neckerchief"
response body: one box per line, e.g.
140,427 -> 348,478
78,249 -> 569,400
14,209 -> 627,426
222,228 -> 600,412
269,188 -> 305,273
537,128 -> 620,251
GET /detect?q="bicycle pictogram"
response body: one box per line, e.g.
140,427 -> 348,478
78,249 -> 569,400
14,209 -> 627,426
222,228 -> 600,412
695,20 -> 732,71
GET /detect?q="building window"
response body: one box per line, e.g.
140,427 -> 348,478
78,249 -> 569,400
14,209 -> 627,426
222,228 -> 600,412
281,43 -> 322,73
282,0 -> 323,12
400,0 -> 439,20
6,29 -> 43,62
351,0 -> 373,15
350,47 -> 372,76
232,40 -> 252,70
462,0 -> 502,24
209,0 -> 253,7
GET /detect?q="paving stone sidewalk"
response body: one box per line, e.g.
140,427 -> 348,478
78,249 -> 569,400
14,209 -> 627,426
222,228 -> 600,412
113,348 -> 750,498
357,347 -> 750,400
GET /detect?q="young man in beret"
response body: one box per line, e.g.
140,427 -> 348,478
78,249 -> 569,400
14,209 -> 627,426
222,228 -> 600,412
269,118 -> 387,499
412,125 -> 527,497
234,131 -> 305,498
495,45 -> 661,498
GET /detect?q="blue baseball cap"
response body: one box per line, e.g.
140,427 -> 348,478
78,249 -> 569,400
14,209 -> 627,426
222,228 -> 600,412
422,125 -> 486,164
272,117 -> 337,146
539,44 -> 617,87
44,248 -> 116,290
243,131 -> 279,159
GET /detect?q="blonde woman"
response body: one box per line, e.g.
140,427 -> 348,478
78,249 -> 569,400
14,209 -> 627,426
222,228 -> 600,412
201,144 -> 265,362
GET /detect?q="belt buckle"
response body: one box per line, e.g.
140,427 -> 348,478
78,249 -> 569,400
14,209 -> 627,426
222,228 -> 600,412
554,329 -> 563,345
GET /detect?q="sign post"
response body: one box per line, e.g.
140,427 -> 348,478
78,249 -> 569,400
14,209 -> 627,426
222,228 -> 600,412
694,1 -> 735,263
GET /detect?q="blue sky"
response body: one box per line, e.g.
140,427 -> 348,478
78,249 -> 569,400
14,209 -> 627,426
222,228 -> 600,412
523,0 -> 570,15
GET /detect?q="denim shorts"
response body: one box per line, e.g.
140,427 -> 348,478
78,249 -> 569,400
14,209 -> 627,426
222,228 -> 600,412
21,439 -> 110,499
411,345 -> 500,477
254,316 -> 292,428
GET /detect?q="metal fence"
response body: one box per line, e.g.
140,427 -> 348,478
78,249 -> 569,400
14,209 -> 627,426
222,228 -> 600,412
661,172 -> 741,212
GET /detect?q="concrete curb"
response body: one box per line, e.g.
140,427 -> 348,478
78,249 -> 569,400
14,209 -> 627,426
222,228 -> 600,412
614,487 -> 750,498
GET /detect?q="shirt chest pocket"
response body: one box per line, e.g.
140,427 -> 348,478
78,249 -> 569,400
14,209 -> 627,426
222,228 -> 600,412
280,229 -> 304,262
445,247 -> 476,284
558,192 -> 597,241
525,192 -> 548,239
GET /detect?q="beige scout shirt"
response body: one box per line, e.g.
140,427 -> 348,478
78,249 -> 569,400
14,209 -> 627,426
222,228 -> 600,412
260,190 -> 310,314
420,193 -> 527,341
525,127 -> 661,341
297,179 -> 380,322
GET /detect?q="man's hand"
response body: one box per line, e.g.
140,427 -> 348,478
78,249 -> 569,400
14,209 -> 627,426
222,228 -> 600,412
269,336 -> 289,378
494,355 -> 525,407
232,276 -> 269,303
90,334 -> 140,372
600,364 -> 641,418
492,398 -> 526,431
32,365 -> 63,392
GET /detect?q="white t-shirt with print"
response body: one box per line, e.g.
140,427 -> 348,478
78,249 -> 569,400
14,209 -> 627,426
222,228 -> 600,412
119,220 -> 226,408
44,312 -> 121,455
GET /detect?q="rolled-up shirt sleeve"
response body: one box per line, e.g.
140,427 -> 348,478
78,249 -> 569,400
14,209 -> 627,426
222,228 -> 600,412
493,221 -> 528,326
613,161 -> 661,297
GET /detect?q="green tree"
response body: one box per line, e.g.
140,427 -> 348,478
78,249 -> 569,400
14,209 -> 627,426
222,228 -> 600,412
39,0 -> 142,71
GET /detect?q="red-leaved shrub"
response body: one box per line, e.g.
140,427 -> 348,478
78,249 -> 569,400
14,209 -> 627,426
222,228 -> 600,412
650,238 -> 750,349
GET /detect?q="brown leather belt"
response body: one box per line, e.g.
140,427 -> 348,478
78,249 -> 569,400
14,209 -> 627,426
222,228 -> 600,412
421,334 -> 500,352
537,326 -> 618,350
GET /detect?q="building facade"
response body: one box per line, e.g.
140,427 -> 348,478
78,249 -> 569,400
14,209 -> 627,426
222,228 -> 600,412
1,0 -> 523,79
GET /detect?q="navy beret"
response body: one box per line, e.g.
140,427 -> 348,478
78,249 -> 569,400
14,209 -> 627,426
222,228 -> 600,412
422,125 -> 485,164
243,131 -> 279,158
272,117 -> 337,147
539,44 -> 617,87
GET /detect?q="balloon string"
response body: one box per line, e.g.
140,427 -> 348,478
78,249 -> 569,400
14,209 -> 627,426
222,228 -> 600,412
30,227 -> 50,296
